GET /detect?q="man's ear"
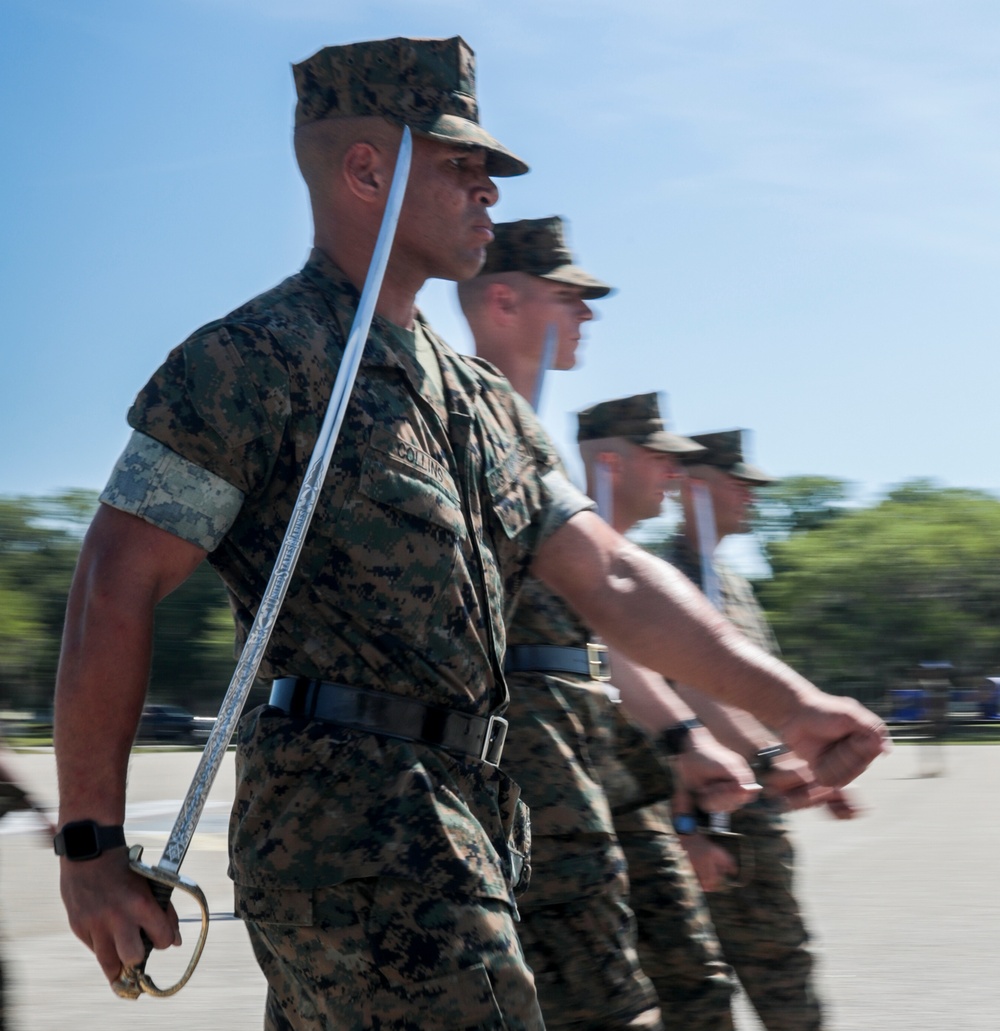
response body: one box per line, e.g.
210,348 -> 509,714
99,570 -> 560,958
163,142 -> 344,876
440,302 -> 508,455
596,451 -> 621,475
488,281 -> 520,323
342,141 -> 386,202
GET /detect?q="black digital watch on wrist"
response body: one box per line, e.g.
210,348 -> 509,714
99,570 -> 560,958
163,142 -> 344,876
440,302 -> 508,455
752,743 -> 790,775
659,717 -> 703,757
53,820 -> 126,861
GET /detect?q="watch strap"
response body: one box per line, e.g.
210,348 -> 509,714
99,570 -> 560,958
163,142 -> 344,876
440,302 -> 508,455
659,717 -> 703,757
752,743 -> 790,775
53,820 -> 126,861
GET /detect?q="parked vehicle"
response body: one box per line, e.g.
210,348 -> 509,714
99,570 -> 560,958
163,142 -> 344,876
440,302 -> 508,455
136,704 -> 199,744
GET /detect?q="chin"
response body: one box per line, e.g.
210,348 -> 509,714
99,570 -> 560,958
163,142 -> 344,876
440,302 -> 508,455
453,252 -> 487,282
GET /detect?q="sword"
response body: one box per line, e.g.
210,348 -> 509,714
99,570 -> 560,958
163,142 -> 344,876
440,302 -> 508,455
594,458 -> 614,529
529,323 -> 558,412
690,479 -> 722,610
590,460 -> 620,702
689,479 -> 733,835
113,126 -> 413,1000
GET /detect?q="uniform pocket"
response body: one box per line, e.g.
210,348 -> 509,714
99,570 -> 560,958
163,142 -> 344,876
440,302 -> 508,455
368,962 -> 505,1030
486,443 -> 534,541
234,884 -> 314,926
359,443 -> 466,539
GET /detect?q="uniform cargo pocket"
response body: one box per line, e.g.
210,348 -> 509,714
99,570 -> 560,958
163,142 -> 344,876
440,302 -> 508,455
368,962 -> 505,1030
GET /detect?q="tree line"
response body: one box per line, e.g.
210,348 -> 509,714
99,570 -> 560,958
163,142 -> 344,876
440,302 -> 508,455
2,480 -> 1000,721
0,491 -> 245,720
749,477 -> 1000,704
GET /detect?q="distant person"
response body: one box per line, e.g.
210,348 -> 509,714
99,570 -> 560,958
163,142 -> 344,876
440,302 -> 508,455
917,662 -> 952,777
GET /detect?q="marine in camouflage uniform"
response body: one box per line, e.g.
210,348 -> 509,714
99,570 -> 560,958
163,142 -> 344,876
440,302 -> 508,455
665,430 -> 823,1031
462,233 -> 739,1031
0,744 -> 51,1031
0,775 -> 30,1029
575,400 -> 738,1031
55,37 -> 594,1031
461,224 -> 664,1028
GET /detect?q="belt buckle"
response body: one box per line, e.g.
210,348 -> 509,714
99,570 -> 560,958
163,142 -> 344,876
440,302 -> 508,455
587,642 -> 611,682
480,714 -> 508,767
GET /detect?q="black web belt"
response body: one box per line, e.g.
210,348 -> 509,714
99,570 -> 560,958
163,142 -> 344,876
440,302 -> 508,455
268,678 -> 509,767
503,643 -> 611,682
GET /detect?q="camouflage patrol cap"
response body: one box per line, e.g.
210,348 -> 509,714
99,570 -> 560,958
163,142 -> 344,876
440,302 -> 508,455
682,429 -> 775,484
576,393 -> 705,455
293,36 -> 528,177
478,216 -> 613,299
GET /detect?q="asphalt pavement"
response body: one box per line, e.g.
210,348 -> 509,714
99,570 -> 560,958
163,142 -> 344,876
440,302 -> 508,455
2,742 -> 997,1030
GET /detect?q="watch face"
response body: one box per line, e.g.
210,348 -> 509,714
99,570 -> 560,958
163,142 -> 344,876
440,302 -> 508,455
61,821 -> 100,859
672,813 -> 699,836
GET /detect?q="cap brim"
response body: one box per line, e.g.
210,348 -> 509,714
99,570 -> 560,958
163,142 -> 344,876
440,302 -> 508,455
731,462 -> 776,485
633,432 -> 706,456
414,114 -> 529,177
538,265 -> 614,300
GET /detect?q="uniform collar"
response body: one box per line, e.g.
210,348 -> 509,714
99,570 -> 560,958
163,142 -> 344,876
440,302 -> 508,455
301,248 -> 484,412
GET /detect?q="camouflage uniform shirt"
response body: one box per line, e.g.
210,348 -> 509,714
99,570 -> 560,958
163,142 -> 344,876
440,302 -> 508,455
502,568 -> 675,903
666,537 -> 778,655
101,249 -> 592,910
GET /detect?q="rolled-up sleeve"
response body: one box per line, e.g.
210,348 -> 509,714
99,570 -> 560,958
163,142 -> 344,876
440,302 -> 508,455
536,469 -> 596,545
100,431 -> 245,551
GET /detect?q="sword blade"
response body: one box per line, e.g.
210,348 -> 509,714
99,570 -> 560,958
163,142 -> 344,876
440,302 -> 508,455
155,127 -> 413,876
690,478 -> 731,832
690,479 -> 722,610
530,323 -> 558,412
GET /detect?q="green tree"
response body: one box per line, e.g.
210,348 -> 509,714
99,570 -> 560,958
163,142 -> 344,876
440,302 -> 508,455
0,492 -> 245,720
0,492 -> 96,712
751,475 -> 856,546
148,561 -> 251,715
757,482 -> 1000,698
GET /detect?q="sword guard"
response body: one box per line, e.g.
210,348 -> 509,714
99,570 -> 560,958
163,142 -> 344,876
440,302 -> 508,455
111,844 -> 211,999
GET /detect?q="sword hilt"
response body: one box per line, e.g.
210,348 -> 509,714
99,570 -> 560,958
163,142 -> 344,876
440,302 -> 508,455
111,844 -> 210,999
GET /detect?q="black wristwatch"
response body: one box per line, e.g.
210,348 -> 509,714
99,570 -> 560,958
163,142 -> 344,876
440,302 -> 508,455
672,812 -> 700,836
53,820 -> 126,861
659,718 -> 703,757
752,743 -> 790,775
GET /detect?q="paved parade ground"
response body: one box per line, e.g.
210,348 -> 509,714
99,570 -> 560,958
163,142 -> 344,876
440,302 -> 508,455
2,741 -> 997,1030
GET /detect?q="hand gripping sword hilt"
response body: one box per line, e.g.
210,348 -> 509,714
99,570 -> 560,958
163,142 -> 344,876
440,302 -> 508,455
111,844 -> 210,999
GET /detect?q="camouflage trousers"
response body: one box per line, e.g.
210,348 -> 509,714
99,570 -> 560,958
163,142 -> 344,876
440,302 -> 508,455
243,876 -> 544,1031
601,705 -> 735,1031
499,674 -> 664,1029
617,814 -> 736,1031
515,834 -> 662,1030
704,800 -> 822,1031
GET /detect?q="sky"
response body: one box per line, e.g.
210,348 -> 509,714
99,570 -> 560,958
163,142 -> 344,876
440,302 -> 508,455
3,0 -> 1000,518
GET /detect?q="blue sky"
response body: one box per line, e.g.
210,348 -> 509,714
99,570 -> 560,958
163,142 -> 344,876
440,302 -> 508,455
3,0 -> 1000,512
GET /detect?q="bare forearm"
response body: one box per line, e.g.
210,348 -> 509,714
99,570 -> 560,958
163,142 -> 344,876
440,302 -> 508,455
673,684 -> 777,759
536,514 -> 814,729
54,506 -> 206,826
55,561 -> 156,824
607,648 -> 698,734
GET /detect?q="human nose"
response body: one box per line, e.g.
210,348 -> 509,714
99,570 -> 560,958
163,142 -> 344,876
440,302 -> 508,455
577,300 -> 594,323
474,177 -> 499,208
